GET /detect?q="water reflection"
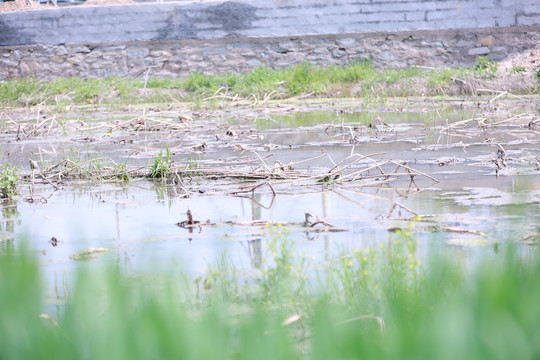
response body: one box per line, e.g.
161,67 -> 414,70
9,175 -> 539,267
247,193 -> 263,269
0,201 -> 19,254
322,191 -> 332,261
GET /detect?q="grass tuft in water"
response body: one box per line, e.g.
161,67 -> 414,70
0,164 -> 19,199
150,147 -> 172,179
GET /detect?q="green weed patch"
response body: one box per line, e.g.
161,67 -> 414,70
2,60 -> 536,107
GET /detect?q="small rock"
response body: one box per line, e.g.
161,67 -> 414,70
150,50 -> 172,58
72,46 -> 92,54
336,38 -> 357,47
332,49 -> 346,58
479,35 -> 495,47
468,47 -> 490,56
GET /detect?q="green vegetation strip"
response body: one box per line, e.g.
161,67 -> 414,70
1,225 -> 539,359
1,58 -> 537,107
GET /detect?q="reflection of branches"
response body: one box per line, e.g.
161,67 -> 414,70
233,192 -> 276,210
331,189 -> 377,210
304,232 -> 319,242
333,185 -> 426,221
392,178 -> 422,198
252,193 -> 275,210
0,203 -> 18,254
387,201 -> 418,219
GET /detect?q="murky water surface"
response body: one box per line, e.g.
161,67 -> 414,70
1,97 -> 539,304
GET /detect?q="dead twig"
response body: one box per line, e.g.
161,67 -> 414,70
304,212 -> 334,228
39,314 -> 59,328
328,152 -> 386,174
476,88 -> 525,101
492,113 -> 535,126
230,181 -> 276,196
439,117 -> 485,133
251,150 -> 274,173
201,154 -> 274,167
440,226 -> 487,237
29,158 -> 60,190
337,315 -> 385,334
287,92 -> 315,101
337,160 -> 392,182
388,160 -> 440,183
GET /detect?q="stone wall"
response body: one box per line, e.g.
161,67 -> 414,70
1,25 -> 538,80
0,0 -> 539,79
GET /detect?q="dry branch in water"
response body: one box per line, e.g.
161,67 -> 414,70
19,150 -> 439,196
176,210 -> 202,231
440,112 -> 536,134
304,212 -> 335,228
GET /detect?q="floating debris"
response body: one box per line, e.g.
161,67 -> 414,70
49,237 -> 60,247
304,212 -> 335,228
69,248 -> 111,261
177,210 -> 202,230
521,232 -> 539,246
190,142 -> 207,152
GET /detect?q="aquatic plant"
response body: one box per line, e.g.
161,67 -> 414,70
113,162 -> 131,182
0,164 -> 19,199
150,148 -> 172,179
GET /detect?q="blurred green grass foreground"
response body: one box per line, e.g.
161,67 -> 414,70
1,226 -> 539,360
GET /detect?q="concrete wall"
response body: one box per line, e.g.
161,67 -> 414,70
1,0 -> 539,46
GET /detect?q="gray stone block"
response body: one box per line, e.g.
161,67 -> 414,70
467,47 -> 490,56
517,14 -> 540,26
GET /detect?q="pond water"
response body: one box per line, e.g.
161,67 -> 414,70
1,97 -> 539,307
